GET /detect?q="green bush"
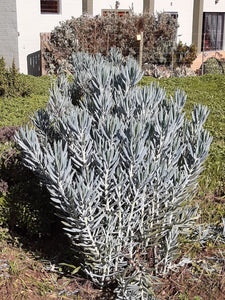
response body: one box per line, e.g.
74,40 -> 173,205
0,57 -> 51,98
44,13 -> 178,73
0,95 -> 49,127
0,74 -> 50,128
17,74 -> 51,96
0,57 -> 7,97
203,57 -> 224,75
174,41 -> 197,67
0,58 -> 29,97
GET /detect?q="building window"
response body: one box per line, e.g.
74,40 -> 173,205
101,9 -> 130,17
202,12 -> 224,51
41,0 -> 59,14
166,12 -> 178,20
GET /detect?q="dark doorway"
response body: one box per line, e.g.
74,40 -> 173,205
27,51 -> 41,76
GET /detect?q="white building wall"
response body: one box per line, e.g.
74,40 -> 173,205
93,0 -> 143,16
154,0 -> 194,45
204,1 -> 225,12
16,0 -> 82,74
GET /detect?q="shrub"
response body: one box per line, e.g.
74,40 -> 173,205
173,66 -> 196,77
0,59 -> 24,97
43,13 -> 178,73
143,64 -> 173,78
174,41 -> 197,67
18,74 -> 51,96
0,57 -> 7,97
0,126 -> 19,143
0,94 -> 50,128
143,64 -> 196,78
0,58 -> 50,98
16,50 -> 212,298
203,57 -> 224,75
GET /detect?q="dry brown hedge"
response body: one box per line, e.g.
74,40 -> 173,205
43,13 -> 178,72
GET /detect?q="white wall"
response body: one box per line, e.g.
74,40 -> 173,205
16,0 -> 82,74
204,0 -> 225,12
93,0 -> 143,16
154,0 -> 225,46
154,0 -> 194,45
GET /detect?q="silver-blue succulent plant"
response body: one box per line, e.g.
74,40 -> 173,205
15,49 -> 212,299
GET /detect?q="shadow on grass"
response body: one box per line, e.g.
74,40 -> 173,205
0,131 -> 77,268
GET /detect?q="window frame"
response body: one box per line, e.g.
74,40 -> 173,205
202,12 -> 224,51
40,0 -> 60,14
165,12 -> 178,20
101,9 -> 131,17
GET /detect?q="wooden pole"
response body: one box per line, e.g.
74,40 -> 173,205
171,42 -> 174,72
139,31 -> 144,69
202,33 -> 205,75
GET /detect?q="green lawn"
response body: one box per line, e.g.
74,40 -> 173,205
0,74 -> 50,127
140,74 -> 225,194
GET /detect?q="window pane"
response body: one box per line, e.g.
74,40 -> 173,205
204,14 -> 210,50
41,0 -> 59,14
203,13 -> 224,51
210,14 -> 217,49
216,14 -> 223,49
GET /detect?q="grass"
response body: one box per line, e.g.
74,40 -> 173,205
0,75 -> 50,127
0,95 -> 48,127
140,74 -> 225,141
0,73 -> 225,299
141,74 -> 225,194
